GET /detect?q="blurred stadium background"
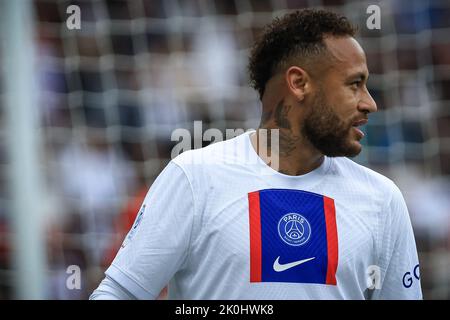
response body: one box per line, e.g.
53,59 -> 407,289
0,0 -> 449,299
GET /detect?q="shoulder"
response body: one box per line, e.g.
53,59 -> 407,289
172,132 -> 249,169
331,157 -> 399,199
332,158 -> 412,236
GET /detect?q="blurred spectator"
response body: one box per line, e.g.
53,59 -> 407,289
56,130 -> 137,265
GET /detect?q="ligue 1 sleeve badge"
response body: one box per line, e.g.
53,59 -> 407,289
121,204 -> 146,248
277,213 -> 312,246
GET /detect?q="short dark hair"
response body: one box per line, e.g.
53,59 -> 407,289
248,9 -> 357,98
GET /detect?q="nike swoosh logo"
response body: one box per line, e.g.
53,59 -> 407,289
273,256 -> 315,272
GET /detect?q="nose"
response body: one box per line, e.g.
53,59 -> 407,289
358,87 -> 378,114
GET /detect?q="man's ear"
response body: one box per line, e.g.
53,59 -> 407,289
285,66 -> 310,102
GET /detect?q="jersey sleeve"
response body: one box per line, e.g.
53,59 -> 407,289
89,275 -> 137,300
374,183 -> 422,300
104,161 -> 195,299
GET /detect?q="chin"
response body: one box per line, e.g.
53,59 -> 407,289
343,129 -> 363,157
312,132 -> 363,158
322,144 -> 361,158
344,140 -> 362,157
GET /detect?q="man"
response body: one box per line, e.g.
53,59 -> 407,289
91,9 -> 422,300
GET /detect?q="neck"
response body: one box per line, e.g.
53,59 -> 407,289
251,95 -> 324,176
251,127 -> 324,176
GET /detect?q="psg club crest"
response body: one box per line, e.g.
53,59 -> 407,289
277,213 -> 311,246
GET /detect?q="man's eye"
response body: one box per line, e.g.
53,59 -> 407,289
350,81 -> 360,89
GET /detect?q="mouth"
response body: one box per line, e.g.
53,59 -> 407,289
351,118 -> 368,138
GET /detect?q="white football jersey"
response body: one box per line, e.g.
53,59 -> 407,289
105,130 -> 422,299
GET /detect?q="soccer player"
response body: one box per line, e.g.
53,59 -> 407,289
90,9 -> 422,300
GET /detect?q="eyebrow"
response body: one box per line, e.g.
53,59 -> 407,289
347,72 -> 369,82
